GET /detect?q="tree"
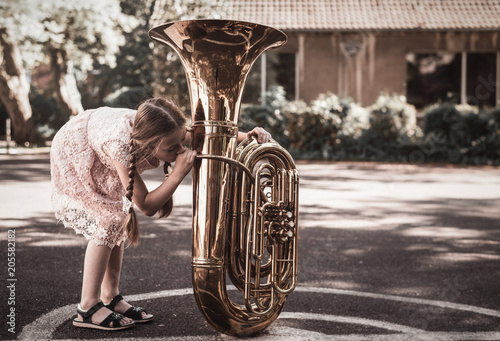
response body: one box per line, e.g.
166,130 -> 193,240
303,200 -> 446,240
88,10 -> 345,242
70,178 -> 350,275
0,0 -> 136,142
83,0 -> 225,111
39,0 -> 133,116
0,1 -> 45,143
0,29 -> 38,143
148,0 -> 225,112
82,0 -> 157,109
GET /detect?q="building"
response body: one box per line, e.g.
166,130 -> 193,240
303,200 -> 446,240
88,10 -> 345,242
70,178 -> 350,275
220,0 -> 500,109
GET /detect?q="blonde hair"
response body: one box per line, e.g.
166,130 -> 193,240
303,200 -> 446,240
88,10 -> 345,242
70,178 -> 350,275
124,98 -> 187,246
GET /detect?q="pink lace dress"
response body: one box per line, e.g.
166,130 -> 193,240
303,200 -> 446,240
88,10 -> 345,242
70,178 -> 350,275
50,107 -> 160,248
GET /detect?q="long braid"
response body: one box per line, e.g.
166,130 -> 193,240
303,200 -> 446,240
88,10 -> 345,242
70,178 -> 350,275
123,139 -> 139,245
126,141 -> 136,202
157,162 -> 173,218
126,97 -> 187,239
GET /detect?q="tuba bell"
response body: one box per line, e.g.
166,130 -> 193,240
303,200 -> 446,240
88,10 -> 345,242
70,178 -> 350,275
149,19 -> 299,336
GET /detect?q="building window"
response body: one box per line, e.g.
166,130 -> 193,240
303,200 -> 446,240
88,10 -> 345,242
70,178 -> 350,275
466,53 -> 497,108
406,52 -> 497,109
243,52 -> 297,104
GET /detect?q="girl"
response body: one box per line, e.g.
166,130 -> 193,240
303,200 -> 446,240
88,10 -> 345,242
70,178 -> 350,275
50,97 -> 271,331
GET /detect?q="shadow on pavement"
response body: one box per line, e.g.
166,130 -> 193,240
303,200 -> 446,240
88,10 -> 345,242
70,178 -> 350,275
1,154 -> 499,339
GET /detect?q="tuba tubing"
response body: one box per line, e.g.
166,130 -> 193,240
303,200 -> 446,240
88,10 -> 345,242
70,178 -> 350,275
149,19 -> 298,336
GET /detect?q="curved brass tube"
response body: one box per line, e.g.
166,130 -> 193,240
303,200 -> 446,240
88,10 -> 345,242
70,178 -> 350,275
149,20 -> 298,336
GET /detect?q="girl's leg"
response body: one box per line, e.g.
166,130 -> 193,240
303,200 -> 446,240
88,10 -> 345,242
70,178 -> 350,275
78,241 -> 131,325
100,243 -> 151,320
100,242 -> 125,302
80,240 -> 112,309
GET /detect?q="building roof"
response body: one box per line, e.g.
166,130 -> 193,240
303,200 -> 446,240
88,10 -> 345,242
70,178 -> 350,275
220,0 -> 500,31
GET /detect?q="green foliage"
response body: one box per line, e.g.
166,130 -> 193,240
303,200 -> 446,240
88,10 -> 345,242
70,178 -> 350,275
1,0 -> 133,72
0,103 -> 8,137
29,88 -> 69,139
365,94 -> 420,143
239,88 -> 500,165
93,0 -> 155,109
421,104 -> 500,164
239,86 -> 290,147
3,0 -> 498,163
285,93 -> 343,159
149,0 -> 226,113
104,86 -> 152,109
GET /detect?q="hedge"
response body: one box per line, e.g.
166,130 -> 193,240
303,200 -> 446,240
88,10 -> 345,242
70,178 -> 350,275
239,86 -> 500,166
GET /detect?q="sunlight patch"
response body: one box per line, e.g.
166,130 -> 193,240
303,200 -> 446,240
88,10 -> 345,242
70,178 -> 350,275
433,252 -> 500,262
400,226 -> 485,239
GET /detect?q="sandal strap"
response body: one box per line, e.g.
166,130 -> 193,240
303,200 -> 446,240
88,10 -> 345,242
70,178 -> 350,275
77,302 -> 105,323
76,302 -> 129,328
105,294 -> 124,311
105,294 -> 150,321
123,306 -> 146,320
100,312 -> 126,328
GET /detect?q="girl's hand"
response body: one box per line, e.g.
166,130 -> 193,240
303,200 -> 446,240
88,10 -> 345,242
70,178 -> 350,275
184,126 -> 193,146
172,147 -> 196,178
247,127 -> 272,144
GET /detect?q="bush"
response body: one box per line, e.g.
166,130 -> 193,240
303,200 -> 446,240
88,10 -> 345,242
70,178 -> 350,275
29,88 -> 70,140
240,89 -> 499,165
364,94 -> 419,142
341,94 -> 420,162
285,95 -> 342,159
421,104 -> 500,164
239,86 -> 290,147
24,84 -> 497,164
423,104 -> 463,144
284,92 -> 370,160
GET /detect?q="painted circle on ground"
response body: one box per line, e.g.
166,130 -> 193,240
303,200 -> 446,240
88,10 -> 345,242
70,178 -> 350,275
18,286 -> 500,341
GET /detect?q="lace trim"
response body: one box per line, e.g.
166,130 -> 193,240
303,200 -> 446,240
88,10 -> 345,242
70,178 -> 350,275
50,107 -> 160,248
56,208 -> 127,248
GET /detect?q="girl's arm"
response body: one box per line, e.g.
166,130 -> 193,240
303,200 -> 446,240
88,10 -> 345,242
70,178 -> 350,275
238,127 -> 271,143
113,149 -> 196,217
185,126 -> 271,145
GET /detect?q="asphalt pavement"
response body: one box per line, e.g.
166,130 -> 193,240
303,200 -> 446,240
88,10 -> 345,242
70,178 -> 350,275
0,152 -> 499,341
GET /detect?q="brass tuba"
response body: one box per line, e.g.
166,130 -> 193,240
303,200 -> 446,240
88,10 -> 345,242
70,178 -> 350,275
149,19 -> 299,336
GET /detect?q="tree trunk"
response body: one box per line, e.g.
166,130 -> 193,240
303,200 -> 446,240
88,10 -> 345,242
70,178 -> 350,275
0,28 -> 38,144
50,47 -> 84,117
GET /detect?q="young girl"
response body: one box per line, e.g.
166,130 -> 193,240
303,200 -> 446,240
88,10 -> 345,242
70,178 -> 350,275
50,97 -> 271,330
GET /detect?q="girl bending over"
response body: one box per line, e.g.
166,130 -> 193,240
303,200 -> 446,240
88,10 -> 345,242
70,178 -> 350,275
50,97 -> 270,330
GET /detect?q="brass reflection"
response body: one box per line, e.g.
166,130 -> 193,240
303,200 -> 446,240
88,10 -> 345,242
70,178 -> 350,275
149,20 -> 299,336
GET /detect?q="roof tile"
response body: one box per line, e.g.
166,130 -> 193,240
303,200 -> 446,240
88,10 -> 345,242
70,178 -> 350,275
218,0 -> 500,31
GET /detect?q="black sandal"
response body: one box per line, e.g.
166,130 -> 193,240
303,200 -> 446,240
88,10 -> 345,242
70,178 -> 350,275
105,294 -> 154,323
73,301 -> 135,330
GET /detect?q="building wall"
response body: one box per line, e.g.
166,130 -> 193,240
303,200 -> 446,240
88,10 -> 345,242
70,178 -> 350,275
279,33 -> 338,102
301,34 -> 339,101
284,30 -> 500,107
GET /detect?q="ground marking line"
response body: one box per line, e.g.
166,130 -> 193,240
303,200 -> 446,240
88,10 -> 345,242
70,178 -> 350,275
18,289 -> 192,341
126,286 -> 500,319
281,312 -> 424,333
15,331 -> 500,341
18,286 -> 500,341
296,287 -> 500,318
